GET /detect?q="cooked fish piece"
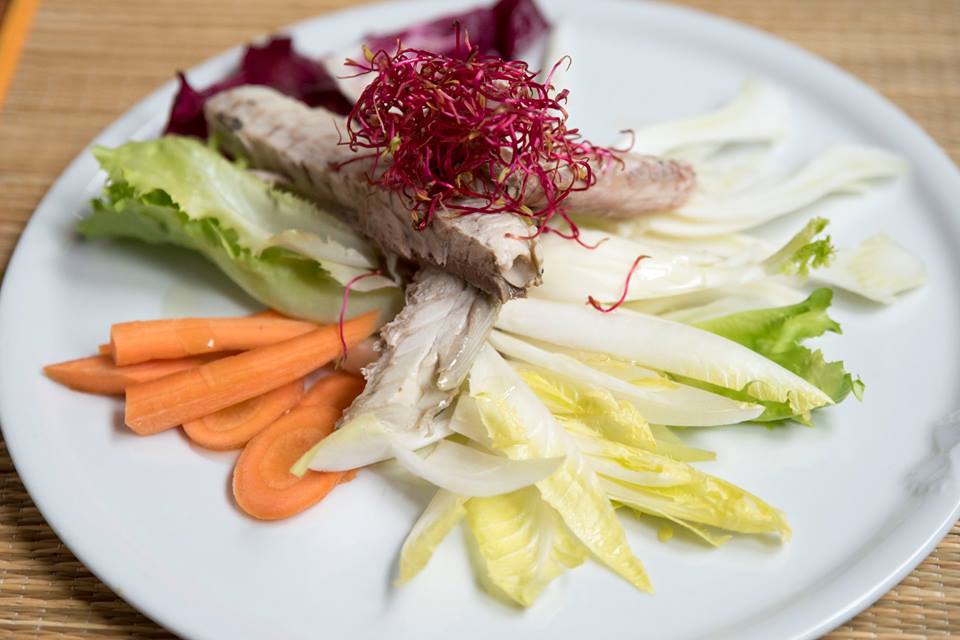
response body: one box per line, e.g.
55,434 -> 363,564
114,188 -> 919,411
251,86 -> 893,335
205,86 -> 540,301
344,268 -> 497,427
302,268 -> 498,471
546,153 -> 697,218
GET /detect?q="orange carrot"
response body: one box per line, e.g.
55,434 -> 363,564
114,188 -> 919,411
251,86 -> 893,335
232,372 -> 365,520
98,343 -> 112,356
124,312 -> 378,435
182,379 -> 305,450
44,354 -> 214,396
110,316 -> 319,366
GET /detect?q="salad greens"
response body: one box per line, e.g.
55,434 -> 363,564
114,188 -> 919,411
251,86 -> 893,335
391,439 -> 564,498
694,288 -> 863,422
467,345 -> 652,593
392,346 -> 791,605
534,216 -> 834,305
81,137 -> 401,323
623,77 -> 789,157
495,298 -> 833,415
166,37 -> 353,139
648,144 -> 907,237
488,330 -> 764,427
75,0 -> 930,609
815,233 -> 928,304
398,489 -> 468,584
465,487 -> 588,607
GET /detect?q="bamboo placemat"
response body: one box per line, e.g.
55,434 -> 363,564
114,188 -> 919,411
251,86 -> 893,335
1,0 -> 959,637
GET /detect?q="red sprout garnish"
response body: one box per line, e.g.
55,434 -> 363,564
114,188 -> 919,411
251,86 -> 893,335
613,129 -> 637,154
337,269 -> 383,360
340,29 -> 617,239
587,255 -> 648,314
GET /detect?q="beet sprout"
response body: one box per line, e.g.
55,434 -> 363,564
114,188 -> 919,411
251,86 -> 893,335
341,28 -> 618,239
587,255 -> 648,313
337,269 -> 383,360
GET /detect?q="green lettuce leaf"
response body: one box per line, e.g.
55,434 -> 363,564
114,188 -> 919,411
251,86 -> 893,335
693,288 -> 863,422
93,137 -> 377,268
80,138 -> 401,322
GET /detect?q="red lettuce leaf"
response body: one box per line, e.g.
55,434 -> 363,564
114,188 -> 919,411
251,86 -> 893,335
163,0 -> 548,139
364,0 -> 549,60
164,37 -> 351,138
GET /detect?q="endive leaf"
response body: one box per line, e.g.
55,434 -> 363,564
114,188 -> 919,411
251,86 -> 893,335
469,345 -> 653,593
647,144 -> 906,236
397,490 -> 467,584
814,233 -> 926,304
489,330 -> 763,427
496,299 -> 832,415
465,487 -> 588,607
392,440 -> 564,498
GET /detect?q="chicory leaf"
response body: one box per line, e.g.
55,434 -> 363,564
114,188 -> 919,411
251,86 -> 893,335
465,486 -> 587,607
165,37 -> 352,139
397,490 -> 468,584
365,0 -> 549,61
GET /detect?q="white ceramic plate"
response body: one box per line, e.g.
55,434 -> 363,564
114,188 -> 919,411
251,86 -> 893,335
2,1 -> 959,638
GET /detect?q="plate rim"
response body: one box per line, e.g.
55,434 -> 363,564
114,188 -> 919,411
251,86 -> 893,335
1,1 -> 959,639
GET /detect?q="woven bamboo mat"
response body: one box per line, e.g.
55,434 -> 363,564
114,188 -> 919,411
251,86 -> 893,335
1,0 -> 959,637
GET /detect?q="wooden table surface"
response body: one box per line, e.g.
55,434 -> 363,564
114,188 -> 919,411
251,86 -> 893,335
1,1 -> 959,637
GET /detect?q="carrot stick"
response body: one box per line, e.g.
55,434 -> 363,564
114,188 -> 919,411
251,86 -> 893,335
98,343 -> 112,356
110,316 -> 319,366
232,372 -> 365,520
44,355 -> 214,396
124,312 -> 378,435
182,379 -> 305,451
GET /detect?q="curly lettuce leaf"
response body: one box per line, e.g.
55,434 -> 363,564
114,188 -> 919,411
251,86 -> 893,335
763,217 -> 835,277
693,288 -> 863,422
93,137 -> 385,274
81,140 -> 401,323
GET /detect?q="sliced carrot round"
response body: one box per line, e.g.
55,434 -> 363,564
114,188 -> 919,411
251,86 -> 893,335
182,379 -> 304,450
232,371 -> 365,520
233,405 -> 351,520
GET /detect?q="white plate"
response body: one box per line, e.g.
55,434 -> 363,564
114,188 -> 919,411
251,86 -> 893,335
2,1 -> 959,639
